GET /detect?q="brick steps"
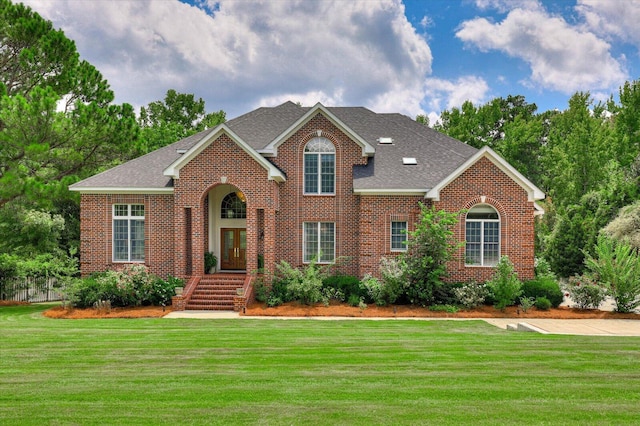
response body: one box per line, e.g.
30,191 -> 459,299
185,274 -> 245,311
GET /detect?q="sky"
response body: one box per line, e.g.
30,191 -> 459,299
20,0 -> 640,123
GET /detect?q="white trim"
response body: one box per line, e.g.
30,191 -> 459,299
390,220 -> 408,252
425,146 -> 545,202
534,202 -> 545,216
69,187 -> 174,194
465,205 -> 500,267
112,204 -> 145,263
353,188 -> 427,196
259,103 -> 376,157
163,124 -> 286,182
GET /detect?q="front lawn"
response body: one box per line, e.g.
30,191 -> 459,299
1,303 -> 639,425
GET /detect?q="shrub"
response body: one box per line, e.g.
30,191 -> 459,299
486,256 -> 523,311
360,274 -> 387,306
453,281 -> 488,309
584,235 -> 640,313
566,275 -> 607,309
535,297 -> 552,311
402,204 -> 461,306
275,260 -> 325,305
323,275 -> 362,300
522,277 -> 564,308
347,293 -> 362,307
66,265 -> 178,308
378,257 -> 405,304
254,278 -> 268,303
519,296 -> 535,312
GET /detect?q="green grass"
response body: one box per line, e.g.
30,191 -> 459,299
1,304 -> 640,425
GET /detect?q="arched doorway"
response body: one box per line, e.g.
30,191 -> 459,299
208,185 -> 247,271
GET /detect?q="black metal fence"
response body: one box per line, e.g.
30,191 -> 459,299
0,277 -> 63,302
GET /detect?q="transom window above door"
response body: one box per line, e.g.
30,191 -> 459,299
221,192 -> 246,219
304,137 -> 335,195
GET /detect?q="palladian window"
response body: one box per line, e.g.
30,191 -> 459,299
304,137 -> 335,194
221,192 -> 246,219
465,205 -> 500,266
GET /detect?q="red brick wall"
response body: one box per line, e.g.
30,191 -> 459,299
173,133 -> 280,279
78,193 -> 174,278
269,113 -> 367,276
357,195 -> 424,277
434,156 -> 536,282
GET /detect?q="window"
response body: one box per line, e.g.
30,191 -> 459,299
221,192 -> 246,219
304,137 -> 335,194
113,204 -> 145,262
303,222 -> 335,263
465,205 -> 500,266
391,221 -> 407,251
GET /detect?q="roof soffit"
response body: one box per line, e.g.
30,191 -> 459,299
259,103 -> 376,157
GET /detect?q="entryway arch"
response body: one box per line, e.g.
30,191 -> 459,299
207,184 -> 247,271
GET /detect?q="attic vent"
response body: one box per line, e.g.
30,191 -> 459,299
377,137 -> 394,144
402,157 -> 417,165
176,149 -> 188,155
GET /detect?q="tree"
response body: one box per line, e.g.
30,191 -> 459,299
137,89 -> 226,154
0,1 -> 137,256
401,203 -> 460,306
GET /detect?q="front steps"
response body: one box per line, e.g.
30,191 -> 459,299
185,273 -> 246,311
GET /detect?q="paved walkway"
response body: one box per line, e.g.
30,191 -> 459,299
164,311 -> 640,336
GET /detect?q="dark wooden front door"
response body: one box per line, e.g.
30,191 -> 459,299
220,228 -> 246,270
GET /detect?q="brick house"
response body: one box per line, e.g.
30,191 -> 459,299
70,102 -> 544,308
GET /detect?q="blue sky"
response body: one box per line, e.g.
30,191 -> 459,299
22,0 -> 640,123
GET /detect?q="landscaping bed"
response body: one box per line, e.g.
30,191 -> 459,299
32,300 -> 640,319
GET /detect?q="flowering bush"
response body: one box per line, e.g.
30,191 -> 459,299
67,265 -> 181,308
453,281 -> 488,309
566,275 -> 607,310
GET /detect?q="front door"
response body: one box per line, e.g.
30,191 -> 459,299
220,228 -> 246,270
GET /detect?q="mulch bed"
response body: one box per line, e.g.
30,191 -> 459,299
3,300 -> 637,319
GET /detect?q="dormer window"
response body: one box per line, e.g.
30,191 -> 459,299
304,137 -> 335,195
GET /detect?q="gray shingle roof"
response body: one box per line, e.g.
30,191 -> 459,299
70,101 -> 478,193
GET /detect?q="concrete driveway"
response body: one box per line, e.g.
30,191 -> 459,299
483,318 -> 640,336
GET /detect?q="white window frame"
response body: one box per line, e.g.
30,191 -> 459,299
303,222 -> 335,263
113,204 -> 145,262
390,221 -> 408,252
465,205 -> 500,267
303,137 -> 335,195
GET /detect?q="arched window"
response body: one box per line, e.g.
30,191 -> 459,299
465,204 -> 500,266
304,137 -> 335,194
221,192 -> 246,219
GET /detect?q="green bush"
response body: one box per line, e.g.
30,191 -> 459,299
519,296 -> 535,312
401,204 -> 461,306
584,235 -> 640,313
347,293 -> 362,307
67,265 -> 179,308
486,256 -> 523,311
275,260 -> 325,305
323,275 -> 362,299
535,297 -> 552,311
360,274 -> 388,306
522,277 -> 564,308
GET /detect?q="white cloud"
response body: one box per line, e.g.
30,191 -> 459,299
577,0 -> 640,47
423,76 -> 490,112
22,0 -> 433,118
456,4 -> 627,94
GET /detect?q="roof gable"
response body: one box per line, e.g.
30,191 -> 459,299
259,103 -> 376,157
163,124 -> 285,182
425,146 -> 545,202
